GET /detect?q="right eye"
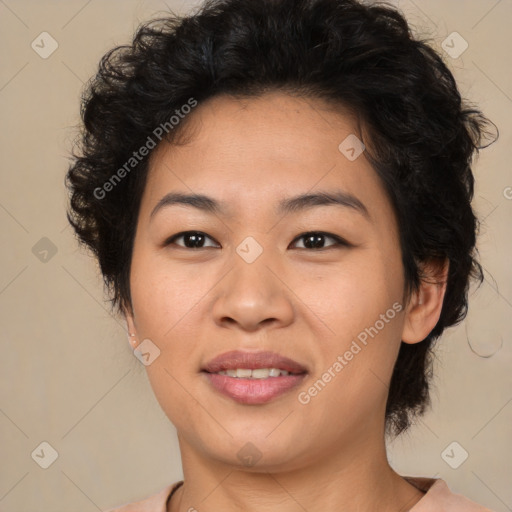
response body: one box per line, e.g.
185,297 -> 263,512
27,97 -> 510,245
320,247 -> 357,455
164,231 -> 220,249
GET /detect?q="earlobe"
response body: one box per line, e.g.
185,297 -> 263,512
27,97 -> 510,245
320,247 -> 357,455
401,259 -> 449,344
124,310 -> 138,347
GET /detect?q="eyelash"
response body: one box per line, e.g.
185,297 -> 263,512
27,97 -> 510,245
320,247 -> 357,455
163,231 -> 350,251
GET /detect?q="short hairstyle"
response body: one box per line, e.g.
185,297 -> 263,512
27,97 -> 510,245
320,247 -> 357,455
65,0 -> 497,437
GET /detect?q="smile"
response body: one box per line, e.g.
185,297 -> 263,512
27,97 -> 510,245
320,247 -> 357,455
202,350 -> 308,405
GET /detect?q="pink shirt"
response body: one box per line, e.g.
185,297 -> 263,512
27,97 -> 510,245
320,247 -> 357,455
105,476 -> 495,511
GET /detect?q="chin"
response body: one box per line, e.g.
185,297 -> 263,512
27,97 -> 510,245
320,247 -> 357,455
200,427 -> 309,471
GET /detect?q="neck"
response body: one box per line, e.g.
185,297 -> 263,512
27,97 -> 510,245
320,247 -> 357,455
169,429 -> 424,512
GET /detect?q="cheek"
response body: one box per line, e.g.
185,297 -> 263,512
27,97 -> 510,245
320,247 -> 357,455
130,250 -> 208,341
130,259 -> 206,427
315,251 -> 403,329
308,248 -> 405,386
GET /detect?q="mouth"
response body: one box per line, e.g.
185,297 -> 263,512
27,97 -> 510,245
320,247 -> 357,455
202,350 -> 308,405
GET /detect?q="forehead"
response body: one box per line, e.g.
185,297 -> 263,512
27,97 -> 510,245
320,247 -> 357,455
142,92 -> 394,224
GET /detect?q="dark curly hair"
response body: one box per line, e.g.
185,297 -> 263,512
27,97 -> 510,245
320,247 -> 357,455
65,0 -> 497,437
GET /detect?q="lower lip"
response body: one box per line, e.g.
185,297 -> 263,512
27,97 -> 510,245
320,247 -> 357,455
203,372 -> 306,405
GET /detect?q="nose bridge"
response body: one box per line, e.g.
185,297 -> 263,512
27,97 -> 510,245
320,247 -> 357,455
229,234 -> 276,299
212,235 -> 294,329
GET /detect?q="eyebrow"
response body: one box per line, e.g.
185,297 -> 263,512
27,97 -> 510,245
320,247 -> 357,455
150,190 -> 370,220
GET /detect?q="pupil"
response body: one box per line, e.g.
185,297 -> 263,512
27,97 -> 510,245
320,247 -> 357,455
304,234 -> 324,249
186,233 -> 204,248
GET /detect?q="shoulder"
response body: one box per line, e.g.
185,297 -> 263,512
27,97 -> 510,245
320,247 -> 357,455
103,481 -> 183,512
405,476 -> 496,512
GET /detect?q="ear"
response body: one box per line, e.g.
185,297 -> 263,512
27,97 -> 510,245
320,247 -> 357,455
401,259 -> 449,344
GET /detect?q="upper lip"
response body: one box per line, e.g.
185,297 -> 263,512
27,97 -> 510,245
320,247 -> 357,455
202,350 -> 308,374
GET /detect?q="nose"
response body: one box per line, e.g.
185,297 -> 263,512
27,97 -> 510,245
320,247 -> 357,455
212,250 -> 295,332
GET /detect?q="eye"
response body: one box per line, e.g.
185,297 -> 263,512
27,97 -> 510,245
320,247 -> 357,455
290,231 -> 349,250
164,231 -> 219,249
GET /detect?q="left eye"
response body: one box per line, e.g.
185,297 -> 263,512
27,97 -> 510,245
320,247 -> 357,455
290,232 -> 348,250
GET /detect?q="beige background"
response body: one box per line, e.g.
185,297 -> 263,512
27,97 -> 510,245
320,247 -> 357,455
0,0 -> 511,511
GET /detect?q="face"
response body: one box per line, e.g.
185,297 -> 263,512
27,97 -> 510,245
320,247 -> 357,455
126,92 -> 411,471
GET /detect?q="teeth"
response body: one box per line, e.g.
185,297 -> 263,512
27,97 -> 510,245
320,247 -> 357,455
251,368 -> 270,379
215,368 -> 292,378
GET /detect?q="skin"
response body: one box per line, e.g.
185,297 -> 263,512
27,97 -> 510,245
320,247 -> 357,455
125,91 -> 448,512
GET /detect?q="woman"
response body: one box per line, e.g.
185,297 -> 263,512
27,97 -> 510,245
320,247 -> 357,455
65,0 -> 497,510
